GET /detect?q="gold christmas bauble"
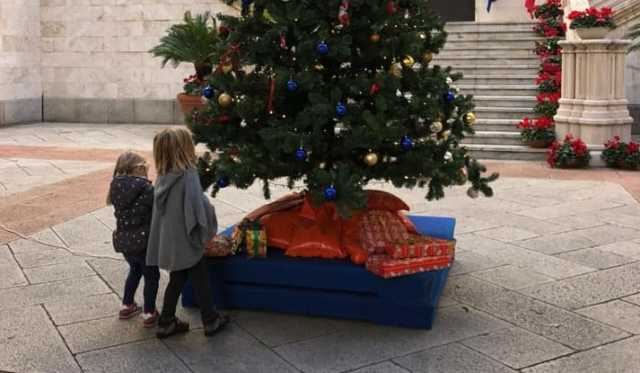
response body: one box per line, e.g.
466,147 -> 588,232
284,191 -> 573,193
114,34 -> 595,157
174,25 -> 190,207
389,63 -> 402,78
364,152 -> 379,166
402,55 -> 415,68
422,52 -> 433,64
221,63 -> 233,74
370,33 -> 381,43
464,112 -> 477,125
218,93 -> 233,107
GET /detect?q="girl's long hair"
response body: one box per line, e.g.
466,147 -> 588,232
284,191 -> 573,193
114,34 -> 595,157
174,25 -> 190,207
106,151 -> 147,205
153,128 -> 197,176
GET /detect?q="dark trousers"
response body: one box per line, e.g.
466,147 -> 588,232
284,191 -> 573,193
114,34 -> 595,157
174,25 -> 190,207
159,258 -> 217,325
123,253 -> 160,314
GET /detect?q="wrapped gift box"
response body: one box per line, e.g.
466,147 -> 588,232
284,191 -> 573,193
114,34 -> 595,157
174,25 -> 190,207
384,235 -> 456,259
366,254 -> 453,279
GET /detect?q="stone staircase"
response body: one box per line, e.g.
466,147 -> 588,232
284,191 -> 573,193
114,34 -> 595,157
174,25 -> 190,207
435,22 -> 547,160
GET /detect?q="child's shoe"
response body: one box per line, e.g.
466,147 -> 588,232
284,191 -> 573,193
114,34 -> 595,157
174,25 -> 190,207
204,314 -> 229,337
156,317 -> 189,339
142,311 -> 159,328
119,304 -> 142,319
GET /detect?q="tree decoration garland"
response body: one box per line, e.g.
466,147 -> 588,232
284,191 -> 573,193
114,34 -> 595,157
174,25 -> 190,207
519,0 -> 566,149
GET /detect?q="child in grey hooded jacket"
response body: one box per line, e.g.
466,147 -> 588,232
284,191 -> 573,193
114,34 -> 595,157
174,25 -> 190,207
146,128 -> 228,339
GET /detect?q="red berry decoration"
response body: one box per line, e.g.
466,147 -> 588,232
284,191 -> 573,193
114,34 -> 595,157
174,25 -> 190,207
219,25 -> 230,37
216,115 -> 231,124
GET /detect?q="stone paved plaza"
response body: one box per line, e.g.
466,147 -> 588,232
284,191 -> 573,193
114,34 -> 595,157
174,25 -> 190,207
1,123 -> 640,373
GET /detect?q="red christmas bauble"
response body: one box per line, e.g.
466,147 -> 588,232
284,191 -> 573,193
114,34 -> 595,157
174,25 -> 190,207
386,1 -> 396,15
216,115 -> 231,124
369,83 -> 380,95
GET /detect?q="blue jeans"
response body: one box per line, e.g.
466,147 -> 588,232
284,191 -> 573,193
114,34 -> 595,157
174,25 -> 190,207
123,253 -> 160,314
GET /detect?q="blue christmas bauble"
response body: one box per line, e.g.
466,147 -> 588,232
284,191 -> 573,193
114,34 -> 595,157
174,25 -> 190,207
401,135 -> 414,150
295,147 -> 306,161
202,85 -> 214,99
216,176 -> 230,188
324,185 -> 337,201
335,102 -> 347,117
316,41 -> 329,56
287,79 -> 299,92
445,90 -> 455,103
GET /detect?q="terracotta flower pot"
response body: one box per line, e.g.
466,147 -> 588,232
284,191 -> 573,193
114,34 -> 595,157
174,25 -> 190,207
560,157 -> 589,169
525,139 -> 553,149
575,27 -> 609,40
177,93 -> 206,115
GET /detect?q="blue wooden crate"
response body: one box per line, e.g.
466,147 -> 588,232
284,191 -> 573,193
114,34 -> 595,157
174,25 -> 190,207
182,215 -> 455,329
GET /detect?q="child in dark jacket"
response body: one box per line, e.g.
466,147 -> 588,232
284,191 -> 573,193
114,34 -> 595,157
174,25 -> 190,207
107,151 -> 160,328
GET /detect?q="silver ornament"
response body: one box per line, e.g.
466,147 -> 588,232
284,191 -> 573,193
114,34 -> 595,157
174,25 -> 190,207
444,151 -> 453,161
240,119 -> 247,127
430,121 -> 443,133
467,188 -> 479,199
446,77 -> 453,85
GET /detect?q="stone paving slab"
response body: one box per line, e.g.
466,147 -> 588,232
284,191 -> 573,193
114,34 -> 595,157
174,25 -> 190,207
445,275 -> 629,350
59,315 -> 156,354
352,361 -> 411,373
555,247 -> 637,270
523,336 -> 640,373
23,260 -> 95,284
522,262 -> 640,310
0,245 -> 28,289
44,293 -> 123,326
460,327 -> 573,369
76,340 -> 191,373
164,323 -> 299,373
576,300 -> 640,334
273,305 -> 510,373
0,305 -> 81,373
0,275 -> 111,310
470,265 -> 553,290
394,343 -> 517,373
624,293 -> 640,305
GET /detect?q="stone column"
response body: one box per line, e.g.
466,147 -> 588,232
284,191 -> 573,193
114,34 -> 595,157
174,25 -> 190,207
554,39 -> 633,148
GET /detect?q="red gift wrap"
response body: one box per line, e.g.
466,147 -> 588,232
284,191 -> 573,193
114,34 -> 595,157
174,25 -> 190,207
384,235 -> 456,259
360,210 -> 411,254
366,254 -> 453,279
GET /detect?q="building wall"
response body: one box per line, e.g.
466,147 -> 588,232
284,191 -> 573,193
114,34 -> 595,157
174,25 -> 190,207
39,0 -> 236,124
0,0 -> 42,125
475,0 -> 533,23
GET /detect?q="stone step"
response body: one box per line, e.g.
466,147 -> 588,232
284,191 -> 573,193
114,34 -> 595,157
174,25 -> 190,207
463,131 -> 523,146
446,39 -> 541,49
434,56 -> 539,67
464,144 -> 547,160
475,106 -> 534,120
458,84 -> 539,97
446,22 -> 537,33
450,64 -> 539,76
446,32 -> 540,42
473,118 -> 521,132
439,47 -> 535,58
474,95 -> 537,108
459,75 -> 535,86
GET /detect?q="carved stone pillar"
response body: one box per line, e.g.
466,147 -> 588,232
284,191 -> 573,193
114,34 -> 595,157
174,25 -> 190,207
554,39 -> 633,148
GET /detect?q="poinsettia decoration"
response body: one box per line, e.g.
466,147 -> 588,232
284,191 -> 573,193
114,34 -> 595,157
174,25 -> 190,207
547,134 -> 591,168
568,7 -> 616,29
601,136 -> 640,170
518,0 -> 566,150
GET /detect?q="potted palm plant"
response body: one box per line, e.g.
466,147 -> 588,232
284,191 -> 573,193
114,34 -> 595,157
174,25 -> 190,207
150,11 -> 221,115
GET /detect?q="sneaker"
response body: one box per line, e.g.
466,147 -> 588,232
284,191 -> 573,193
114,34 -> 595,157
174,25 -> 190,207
156,317 -> 189,339
119,304 -> 142,320
204,314 -> 229,337
142,311 -> 159,328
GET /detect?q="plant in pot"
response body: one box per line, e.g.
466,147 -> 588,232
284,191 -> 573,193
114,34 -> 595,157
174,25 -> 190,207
601,136 -> 640,170
568,7 -> 616,39
150,11 -> 222,115
547,134 -> 591,168
518,117 -> 556,148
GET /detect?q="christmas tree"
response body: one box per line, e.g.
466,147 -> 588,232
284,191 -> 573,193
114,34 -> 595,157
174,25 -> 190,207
190,0 -> 498,217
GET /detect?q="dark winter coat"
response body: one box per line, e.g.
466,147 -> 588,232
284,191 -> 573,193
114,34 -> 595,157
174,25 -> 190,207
146,169 -> 217,271
110,175 -> 154,255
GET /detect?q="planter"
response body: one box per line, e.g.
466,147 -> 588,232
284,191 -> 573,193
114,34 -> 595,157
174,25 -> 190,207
177,93 -> 206,115
182,215 -> 456,329
614,160 -> 640,170
575,27 -> 610,40
525,139 -> 553,148
559,157 -> 590,169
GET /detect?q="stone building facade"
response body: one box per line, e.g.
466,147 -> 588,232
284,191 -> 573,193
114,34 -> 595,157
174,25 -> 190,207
0,0 -> 638,129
